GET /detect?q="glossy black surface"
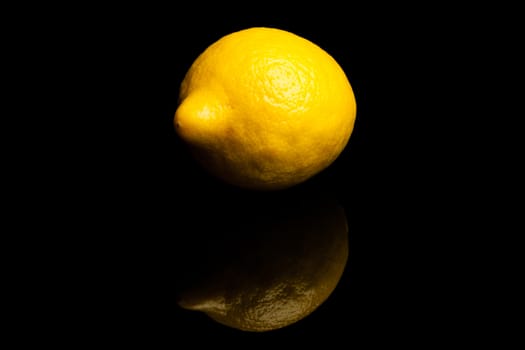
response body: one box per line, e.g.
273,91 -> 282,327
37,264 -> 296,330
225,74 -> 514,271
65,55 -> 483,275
32,5 -> 467,346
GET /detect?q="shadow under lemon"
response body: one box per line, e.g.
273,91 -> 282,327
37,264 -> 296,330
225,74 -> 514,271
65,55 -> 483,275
176,188 -> 349,332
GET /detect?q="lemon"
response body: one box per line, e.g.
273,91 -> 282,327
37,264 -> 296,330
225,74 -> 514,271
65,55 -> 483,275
177,191 -> 349,332
174,27 -> 357,190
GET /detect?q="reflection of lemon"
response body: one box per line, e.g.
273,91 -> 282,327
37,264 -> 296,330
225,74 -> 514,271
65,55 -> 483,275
177,192 -> 349,332
174,27 -> 357,190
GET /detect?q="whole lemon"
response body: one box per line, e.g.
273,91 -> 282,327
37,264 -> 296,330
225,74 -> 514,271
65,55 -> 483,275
174,27 -> 357,190
177,191 -> 349,332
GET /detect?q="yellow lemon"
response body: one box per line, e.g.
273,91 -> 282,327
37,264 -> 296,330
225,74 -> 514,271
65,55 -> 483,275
174,27 -> 357,190
177,191 -> 349,332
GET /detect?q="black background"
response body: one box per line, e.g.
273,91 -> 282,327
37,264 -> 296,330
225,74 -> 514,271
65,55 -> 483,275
18,3 -> 490,347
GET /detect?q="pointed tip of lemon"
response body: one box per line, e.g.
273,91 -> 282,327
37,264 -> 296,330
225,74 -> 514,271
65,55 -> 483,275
174,91 -> 227,146
177,292 -> 228,313
176,296 -> 202,311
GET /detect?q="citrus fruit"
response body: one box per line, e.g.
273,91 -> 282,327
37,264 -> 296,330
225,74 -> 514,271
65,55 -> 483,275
174,27 -> 357,190
177,191 -> 349,332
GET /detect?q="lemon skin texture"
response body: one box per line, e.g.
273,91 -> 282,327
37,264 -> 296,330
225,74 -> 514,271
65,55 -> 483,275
174,27 -> 357,190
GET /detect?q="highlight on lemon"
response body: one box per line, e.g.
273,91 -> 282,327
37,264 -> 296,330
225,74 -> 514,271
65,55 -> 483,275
176,191 -> 349,332
174,27 -> 357,190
